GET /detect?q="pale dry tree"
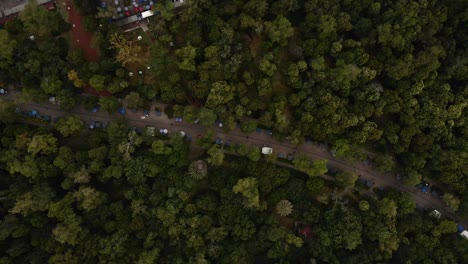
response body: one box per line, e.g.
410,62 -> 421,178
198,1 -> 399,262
188,160 -> 208,180
276,200 -> 293,216
109,33 -> 143,66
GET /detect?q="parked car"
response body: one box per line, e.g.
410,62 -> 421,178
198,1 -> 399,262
41,115 -> 51,122
417,182 -> 430,193
28,110 -> 38,117
155,106 -> 162,116
159,128 -> 168,135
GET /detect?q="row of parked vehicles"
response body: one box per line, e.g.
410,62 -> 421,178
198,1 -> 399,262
15,108 -> 50,122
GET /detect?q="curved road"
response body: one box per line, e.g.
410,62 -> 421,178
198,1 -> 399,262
6,94 -> 467,227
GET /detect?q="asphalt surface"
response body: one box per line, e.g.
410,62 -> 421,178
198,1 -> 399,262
3,92 -> 467,227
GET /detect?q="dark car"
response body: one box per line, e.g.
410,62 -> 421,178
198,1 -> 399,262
430,186 -> 443,199
417,182 -> 430,193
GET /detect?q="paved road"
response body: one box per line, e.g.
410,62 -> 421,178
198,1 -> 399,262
5,94 -> 467,227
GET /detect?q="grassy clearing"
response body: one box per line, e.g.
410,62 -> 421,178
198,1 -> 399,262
121,28 -> 153,85
247,35 -> 263,58
125,28 -> 153,46
272,71 -> 289,95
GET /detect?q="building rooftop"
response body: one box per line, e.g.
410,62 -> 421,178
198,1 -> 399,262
0,0 -> 28,10
1,0 -> 53,18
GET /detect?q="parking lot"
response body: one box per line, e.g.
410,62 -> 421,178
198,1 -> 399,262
101,0 -> 154,21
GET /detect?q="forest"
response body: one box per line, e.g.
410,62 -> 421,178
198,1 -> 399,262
0,122 -> 467,263
0,0 -> 467,262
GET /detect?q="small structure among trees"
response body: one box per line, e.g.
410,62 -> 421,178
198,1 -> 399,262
276,200 -> 293,216
188,160 -> 207,180
295,222 -> 313,239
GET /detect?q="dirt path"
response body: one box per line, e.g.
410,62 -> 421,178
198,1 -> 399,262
63,0 -> 100,61
10,95 -> 467,227
60,0 -> 112,96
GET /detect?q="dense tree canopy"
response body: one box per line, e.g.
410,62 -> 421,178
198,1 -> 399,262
0,119 -> 466,263
0,0 -> 468,262
147,0 -> 468,199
